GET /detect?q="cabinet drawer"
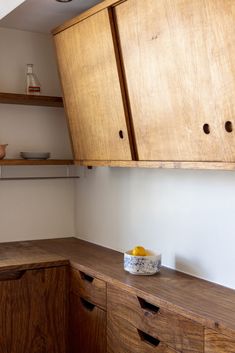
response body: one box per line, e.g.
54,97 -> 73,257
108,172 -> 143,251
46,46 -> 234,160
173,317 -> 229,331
205,329 -> 235,353
107,284 -> 203,353
70,291 -> 106,353
107,312 -> 178,353
70,267 -> 106,309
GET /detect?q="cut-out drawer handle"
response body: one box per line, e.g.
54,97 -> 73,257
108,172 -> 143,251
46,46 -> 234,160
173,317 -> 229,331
0,269 -> 26,281
80,298 -> 96,311
138,329 -> 160,347
138,297 -> 160,314
80,271 -> 94,283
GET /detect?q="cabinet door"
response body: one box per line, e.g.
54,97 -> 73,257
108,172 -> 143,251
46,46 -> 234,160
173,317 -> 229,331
0,266 -> 67,353
54,9 -> 132,161
115,0 -> 235,161
69,292 -> 106,353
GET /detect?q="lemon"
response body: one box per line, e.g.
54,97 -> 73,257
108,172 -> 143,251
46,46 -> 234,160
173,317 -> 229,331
132,246 -> 147,256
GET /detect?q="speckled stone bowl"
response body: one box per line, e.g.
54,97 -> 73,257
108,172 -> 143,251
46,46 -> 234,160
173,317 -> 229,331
124,250 -> 161,275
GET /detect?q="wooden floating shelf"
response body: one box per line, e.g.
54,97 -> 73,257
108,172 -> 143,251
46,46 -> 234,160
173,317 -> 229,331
0,159 -> 74,166
0,92 -> 64,107
76,160 -> 235,171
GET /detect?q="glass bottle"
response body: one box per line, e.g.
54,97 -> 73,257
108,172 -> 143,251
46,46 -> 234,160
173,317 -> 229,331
26,64 -> 41,95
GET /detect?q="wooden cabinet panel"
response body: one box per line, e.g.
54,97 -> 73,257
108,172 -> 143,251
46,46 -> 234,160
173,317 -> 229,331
0,266 -> 67,353
54,9 -> 132,161
107,284 -> 203,353
69,292 -> 106,353
107,312 -> 178,353
205,329 -> 235,353
70,267 -> 106,309
115,0 -> 235,161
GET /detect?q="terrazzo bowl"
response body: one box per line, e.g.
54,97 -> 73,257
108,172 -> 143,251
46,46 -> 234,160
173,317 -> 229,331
124,250 -> 161,275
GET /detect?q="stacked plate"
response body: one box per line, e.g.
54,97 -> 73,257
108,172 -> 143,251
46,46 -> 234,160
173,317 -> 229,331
20,152 -> 50,160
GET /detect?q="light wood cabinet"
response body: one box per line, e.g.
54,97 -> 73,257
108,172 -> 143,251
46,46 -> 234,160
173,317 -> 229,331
115,0 -> 235,162
54,8 -> 133,162
0,266 -> 67,353
54,0 -> 235,167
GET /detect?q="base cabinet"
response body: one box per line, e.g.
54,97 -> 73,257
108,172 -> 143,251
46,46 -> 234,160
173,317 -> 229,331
205,329 -> 235,353
107,284 -> 203,353
107,312 -> 178,353
0,266 -> 67,353
69,268 -> 107,353
69,292 -> 106,353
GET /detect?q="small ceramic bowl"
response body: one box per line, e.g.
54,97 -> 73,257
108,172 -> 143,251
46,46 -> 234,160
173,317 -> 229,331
124,250 -> 161,275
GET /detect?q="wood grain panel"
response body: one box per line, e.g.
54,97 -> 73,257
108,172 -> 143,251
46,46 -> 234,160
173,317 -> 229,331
115,0 -> 235,161
108,284 -> 203,353
75,159 -> 235,170
0,266 -> 68,353
54,9 -> 132,161
70,292 -> 106,353
107,312 -> 178,353
70,267 -> 106,309
205,329 -> 235,353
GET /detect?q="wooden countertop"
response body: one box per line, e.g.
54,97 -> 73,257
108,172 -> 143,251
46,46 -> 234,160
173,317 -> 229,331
0,240 -> 68,271
0,237 -> 235,339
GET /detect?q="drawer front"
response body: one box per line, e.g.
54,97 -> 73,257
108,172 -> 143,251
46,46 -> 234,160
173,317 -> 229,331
205,329 -> 235,353
70,268 -> 106,309
107,284 -> 203,353
70,291 -> 106,353
107,312 -> 178,353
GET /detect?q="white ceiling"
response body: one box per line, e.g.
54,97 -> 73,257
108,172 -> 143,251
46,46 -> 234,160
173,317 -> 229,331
0,0 -> 25,20
0,0 -> 102,34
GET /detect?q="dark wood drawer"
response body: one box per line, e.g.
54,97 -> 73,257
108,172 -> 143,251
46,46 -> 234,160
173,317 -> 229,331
107,284 -> 203,353
70,291 -> 106,353
205,329 -> 235,353
107,312 -> 179,353
70,267 -> 106,309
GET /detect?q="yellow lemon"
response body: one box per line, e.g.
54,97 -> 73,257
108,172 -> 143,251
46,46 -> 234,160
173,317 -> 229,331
132,246 -> 147,256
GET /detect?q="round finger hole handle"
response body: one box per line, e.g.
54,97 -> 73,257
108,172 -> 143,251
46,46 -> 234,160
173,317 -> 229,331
225,121 -> 233,133
119,130 -> 124,139
203,123 -> 210,134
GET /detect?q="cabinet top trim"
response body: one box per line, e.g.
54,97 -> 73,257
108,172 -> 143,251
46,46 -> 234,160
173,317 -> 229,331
52,0 -> 125,35
75,160 -> 235,171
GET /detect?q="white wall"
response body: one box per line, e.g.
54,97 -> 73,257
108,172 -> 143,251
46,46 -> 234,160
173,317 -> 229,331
0,27 -> 75,241
75,167 -> 235,290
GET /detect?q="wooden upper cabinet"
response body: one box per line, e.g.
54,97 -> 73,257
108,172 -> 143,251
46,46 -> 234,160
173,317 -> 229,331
115,0 -> 235,161
54,9 -> 133,161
